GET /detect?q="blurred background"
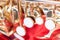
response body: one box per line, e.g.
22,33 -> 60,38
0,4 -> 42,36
26,0 -> 60,1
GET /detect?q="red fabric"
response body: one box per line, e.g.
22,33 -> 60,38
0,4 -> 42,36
34,37 -> 50,40
0,33 -> 10,40
50,29 -> 60,40
23,23 -> 49,40
9,34 -> 19,40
